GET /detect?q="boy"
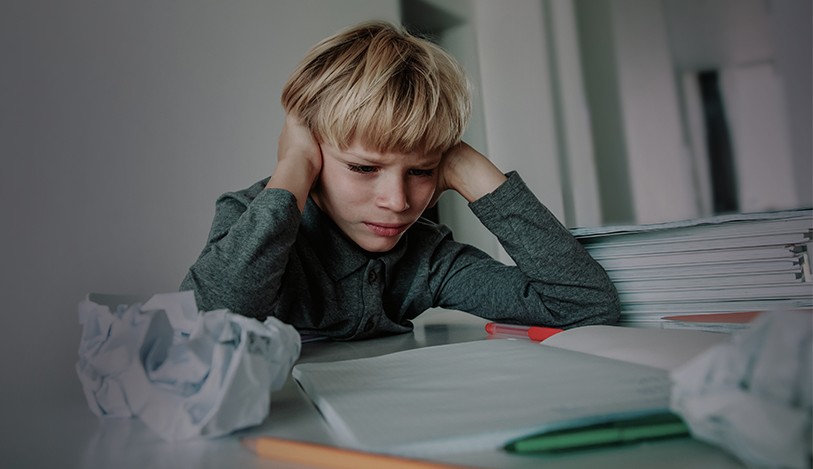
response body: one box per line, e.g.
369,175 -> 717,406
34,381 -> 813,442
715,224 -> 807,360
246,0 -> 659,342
180,21 -> 620,340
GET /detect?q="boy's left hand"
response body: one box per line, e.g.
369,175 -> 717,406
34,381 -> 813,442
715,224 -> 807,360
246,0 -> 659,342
433,142 -> 507,206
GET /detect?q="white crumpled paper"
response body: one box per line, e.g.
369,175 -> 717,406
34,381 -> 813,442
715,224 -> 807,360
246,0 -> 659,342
670,310 -> 812,469
75,291 -> 301,441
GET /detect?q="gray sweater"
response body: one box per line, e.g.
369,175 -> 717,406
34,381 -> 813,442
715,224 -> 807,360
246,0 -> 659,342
180,172 -> 620,340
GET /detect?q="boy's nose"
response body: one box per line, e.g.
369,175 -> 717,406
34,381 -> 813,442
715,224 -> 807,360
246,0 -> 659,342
376,178 -> 410,212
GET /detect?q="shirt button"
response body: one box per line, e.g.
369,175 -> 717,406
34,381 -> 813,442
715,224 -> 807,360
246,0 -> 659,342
368,270 -> 377,284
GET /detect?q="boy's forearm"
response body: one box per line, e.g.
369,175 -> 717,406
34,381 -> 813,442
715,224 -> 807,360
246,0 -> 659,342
469,173 -> 621,326
181,188 -> 301,317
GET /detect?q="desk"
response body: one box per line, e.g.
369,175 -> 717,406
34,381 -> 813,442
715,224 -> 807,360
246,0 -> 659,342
4,310 -> 746,469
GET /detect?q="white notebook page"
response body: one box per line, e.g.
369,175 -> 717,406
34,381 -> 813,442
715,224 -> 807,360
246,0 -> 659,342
293,339 -> 673,457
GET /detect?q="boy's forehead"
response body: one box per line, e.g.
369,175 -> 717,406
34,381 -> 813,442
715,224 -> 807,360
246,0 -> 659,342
342,141 -> 442,164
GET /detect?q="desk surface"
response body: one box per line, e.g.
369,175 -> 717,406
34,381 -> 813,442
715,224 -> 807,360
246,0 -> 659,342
4,310 -> 746,469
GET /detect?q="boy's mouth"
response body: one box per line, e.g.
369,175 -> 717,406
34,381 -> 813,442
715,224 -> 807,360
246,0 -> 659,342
363,222 -> 410,237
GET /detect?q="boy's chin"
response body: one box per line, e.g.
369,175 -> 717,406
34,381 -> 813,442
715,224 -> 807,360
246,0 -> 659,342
354,236 -> 401,254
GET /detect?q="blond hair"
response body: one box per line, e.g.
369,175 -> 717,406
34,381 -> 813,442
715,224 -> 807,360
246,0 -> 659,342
281,21 -> 470,155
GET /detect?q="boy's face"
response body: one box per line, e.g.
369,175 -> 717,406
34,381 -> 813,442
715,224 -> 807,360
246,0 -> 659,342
313,141 -> 441,253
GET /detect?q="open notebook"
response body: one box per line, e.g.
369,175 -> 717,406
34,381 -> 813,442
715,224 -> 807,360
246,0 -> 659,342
292,326 -> 727,457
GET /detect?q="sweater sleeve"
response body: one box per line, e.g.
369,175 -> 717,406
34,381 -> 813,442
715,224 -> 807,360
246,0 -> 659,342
179,183 -> 301,319
430,172 -> 620,328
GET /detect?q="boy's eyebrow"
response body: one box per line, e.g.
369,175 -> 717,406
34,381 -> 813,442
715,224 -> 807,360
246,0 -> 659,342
342,148 -> 441,167
418,156 -> 442,167
342,150 -> 379,164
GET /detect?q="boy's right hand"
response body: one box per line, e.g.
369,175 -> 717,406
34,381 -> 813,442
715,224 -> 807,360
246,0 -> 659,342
266,114 -> 323,211
276,114 -> 323,176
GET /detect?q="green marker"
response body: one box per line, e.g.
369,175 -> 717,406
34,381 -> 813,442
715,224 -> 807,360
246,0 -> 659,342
504,412 -> 690,453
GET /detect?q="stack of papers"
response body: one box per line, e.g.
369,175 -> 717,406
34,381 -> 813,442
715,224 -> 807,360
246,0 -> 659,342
571,210 -> 813,327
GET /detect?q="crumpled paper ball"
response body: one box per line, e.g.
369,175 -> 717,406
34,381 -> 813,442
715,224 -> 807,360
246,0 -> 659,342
670,310 -> 812,469
75,291 -> 301,441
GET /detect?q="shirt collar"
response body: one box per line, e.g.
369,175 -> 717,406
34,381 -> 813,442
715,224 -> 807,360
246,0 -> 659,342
301,196 -> 408,280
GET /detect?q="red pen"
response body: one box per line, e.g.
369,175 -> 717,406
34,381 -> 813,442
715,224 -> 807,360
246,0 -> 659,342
485,322 -> 563,342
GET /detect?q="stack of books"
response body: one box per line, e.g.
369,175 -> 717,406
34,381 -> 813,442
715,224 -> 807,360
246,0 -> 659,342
571,210 -> 813,328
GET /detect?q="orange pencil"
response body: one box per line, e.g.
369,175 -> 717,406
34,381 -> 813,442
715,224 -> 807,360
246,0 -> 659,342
241,436 -> 472,469
484,322 -> 563,341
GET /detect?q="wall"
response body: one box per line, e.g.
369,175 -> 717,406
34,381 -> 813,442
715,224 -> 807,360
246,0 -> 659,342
578,0 -> 811,224
0,0 -> 399,407
771,0 -> 812,208
664,0 -> 809,213
544,0 -> 602,229
578,0 -> 698,225
575,0 -> 634,224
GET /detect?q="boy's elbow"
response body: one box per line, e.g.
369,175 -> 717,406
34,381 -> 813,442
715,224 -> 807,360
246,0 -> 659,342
597,283 -> 622,325
553,284 -> 620,329
603,293 -> 622,325
179,270 -> 220,314
570,283 -> 621,327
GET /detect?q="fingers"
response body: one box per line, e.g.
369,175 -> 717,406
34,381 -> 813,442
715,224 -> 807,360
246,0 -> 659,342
278,114 -> 323,174
436,141 -> 506,203
436,141 -> 472,195
267,115 -> 323,209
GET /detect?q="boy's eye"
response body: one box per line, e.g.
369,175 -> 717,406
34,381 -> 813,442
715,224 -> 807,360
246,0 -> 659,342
408,169 -> 434,177
348,165 -> 377,174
